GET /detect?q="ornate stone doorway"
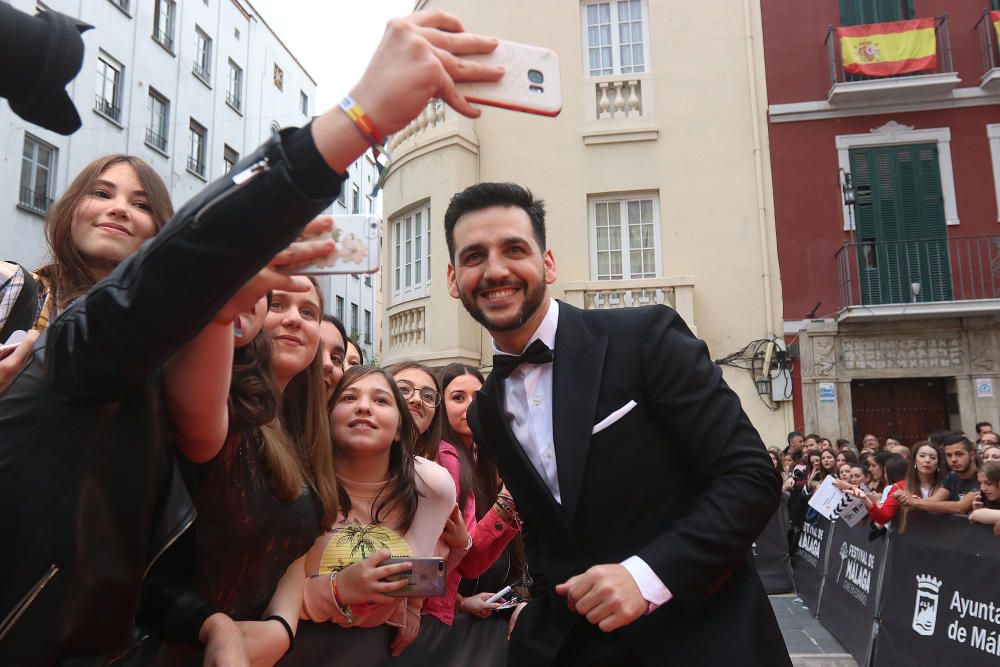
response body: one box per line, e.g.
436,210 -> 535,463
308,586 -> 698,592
850,378 -> 949,445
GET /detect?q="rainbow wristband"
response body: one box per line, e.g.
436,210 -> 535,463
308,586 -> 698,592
338,96 -> 389,160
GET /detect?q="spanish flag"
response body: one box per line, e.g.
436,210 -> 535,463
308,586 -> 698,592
992,11 -> 1000,47
837,18 -> 937,77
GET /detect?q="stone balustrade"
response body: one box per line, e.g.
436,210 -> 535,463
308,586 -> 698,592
562,276 -> 695,333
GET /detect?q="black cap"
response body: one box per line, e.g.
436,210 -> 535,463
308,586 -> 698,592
0,4 -> 92,135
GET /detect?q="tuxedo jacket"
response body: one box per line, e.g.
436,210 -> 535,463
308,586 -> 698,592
468,302 -> 790,666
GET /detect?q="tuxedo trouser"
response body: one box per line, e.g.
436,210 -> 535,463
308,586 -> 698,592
552,619 -> 641,667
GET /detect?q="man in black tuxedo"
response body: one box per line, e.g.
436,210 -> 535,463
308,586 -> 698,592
444,183 -> 790,666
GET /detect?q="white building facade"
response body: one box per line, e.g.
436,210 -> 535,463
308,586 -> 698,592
2,0 -> 378,359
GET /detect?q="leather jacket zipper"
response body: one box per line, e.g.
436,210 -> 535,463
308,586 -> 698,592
192,157 -> 271,227
144,510 -> 195,579
0,564 -> 58,642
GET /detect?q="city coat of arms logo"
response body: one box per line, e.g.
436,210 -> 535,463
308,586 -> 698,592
912,574 -> 942,636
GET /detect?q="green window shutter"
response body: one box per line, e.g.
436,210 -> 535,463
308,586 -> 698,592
839,0 -> 911,26
995,0 -> 1000,12
848,143 -> 950,304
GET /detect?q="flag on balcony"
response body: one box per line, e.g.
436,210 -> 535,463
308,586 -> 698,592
837,18 -> 937,77
992,11 -> 1000,47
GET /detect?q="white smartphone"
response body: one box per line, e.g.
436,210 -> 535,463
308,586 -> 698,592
455,40 -> 562,117
293,214 -> 380,275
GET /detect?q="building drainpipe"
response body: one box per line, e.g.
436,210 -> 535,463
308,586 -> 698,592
742,0 -> 793,430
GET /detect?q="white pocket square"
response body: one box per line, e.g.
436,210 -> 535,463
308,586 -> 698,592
591,400 -> 637,435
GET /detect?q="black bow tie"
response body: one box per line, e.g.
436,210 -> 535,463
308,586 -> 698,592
492,339 -> 554,380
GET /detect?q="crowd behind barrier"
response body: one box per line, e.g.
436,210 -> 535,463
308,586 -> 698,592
780,512 -> 1000,666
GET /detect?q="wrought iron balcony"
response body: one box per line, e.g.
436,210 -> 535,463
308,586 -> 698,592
192,61 -> 210,83
187,156 -> 205,177
18,187 -> 53,215
836,235 -> 1000,310
226,91 -> 242,113
976,9 -> 1000,92
153,29 -> 174,53
824,16 -> 959,105
94,95 -> 121,123
145,128 -> 167,152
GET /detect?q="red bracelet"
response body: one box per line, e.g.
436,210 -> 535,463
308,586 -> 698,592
338,95 -> 389,159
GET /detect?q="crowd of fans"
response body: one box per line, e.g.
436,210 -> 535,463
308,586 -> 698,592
0,11 -> 529,666
769,423 -> 1000,552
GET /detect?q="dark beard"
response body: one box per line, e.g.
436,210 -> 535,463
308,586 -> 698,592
459,279 -> 547,333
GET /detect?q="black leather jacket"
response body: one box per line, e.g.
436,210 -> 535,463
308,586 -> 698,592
0,127 -> 343,665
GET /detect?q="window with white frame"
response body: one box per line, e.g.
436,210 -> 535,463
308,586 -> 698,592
227,60 -> 243,112
392,204 -> 432,302
590,193 -> 661,280
194,27 -> 212,82
146,89 -> 169,152
582,0 -> 649,76
364,309 -> 372,344
336,296 -> 344,322
95,55 -> 123,122
153,0 -> 176,52
188,119 -> 207,177
19,134 -> 56,214
350,303 -> 358,336
351,185 -> 360,214
300,90 -> 309,116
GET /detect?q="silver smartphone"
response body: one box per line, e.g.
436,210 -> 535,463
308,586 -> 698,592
293,214 -> 380,275
381,557 -> 446,597
455,39 -> 562,117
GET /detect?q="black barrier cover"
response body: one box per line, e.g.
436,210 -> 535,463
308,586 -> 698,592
817,520 -> 888,666
874,513 -> 1000,667
754,499 -> 794,594
792,515 -> 833,614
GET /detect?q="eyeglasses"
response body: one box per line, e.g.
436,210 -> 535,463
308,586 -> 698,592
396,380 -> 441,408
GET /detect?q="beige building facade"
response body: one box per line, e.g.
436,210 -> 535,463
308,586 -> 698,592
379,0 -> 791,444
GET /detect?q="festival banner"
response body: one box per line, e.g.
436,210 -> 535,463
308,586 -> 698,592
753,498 -> 794,594
874,513 -> 1000,666
817,519 -> 888,666
792,515 -> 834,615
993,11 -> 1000,49
837,18 -> 937,77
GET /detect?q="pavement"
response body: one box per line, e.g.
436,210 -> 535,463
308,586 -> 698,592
770,594 -> 859,667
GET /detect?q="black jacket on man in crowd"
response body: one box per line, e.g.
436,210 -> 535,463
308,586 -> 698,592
0,127 -> 344,664
470,302 -> 791,666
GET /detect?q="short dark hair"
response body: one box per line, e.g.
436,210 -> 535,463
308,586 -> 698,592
942,433 -> 974,452
443,182 -> 546,262
928,431 -> 950,447
805,433 -> 821,442
787,431 -> 803,445
976,421 -> 993,434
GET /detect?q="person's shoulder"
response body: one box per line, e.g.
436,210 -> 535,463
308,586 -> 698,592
437,440 -> 458,460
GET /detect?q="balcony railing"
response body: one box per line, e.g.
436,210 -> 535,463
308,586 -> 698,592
389,306 -> 425,348
145,128 -> 167,152
18,187 -> 53,215
187,156 -> 205,177
153,29 -> 174,53
226,91 -> 242,113
192,61 -> 210,83
976,9 -> 1000,91
387,99 -> 446,153
835,235 -> 1000,309
824,16 -> 959,105
94,95 -> 121,123
107,0 -> 130,13
562,276 -> 695,333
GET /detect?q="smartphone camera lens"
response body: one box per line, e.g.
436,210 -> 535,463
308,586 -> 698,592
527,69 -> 544,84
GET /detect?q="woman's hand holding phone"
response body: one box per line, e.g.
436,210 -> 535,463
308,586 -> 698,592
334,550 -> 411,606
215,217 -> 335,323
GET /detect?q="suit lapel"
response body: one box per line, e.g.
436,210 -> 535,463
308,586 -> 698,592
552,301 -> 607,523
472,372 -> 567,531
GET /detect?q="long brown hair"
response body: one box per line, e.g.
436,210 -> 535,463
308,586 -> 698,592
228,329 -> 278,432
260,281 -> 338,528
331,366 -> 421,533
36,155 -> 173,309
439,363 -> 490,518
899,441 -> 946,533
386,360 -> 443,462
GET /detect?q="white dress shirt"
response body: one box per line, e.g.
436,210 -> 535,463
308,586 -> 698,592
492,299 -> 672,610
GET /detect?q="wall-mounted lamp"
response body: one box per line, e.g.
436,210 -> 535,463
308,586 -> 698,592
841,170 -> 856,206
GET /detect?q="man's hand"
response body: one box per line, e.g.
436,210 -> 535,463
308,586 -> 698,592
0,329 -> 38,395
554,564 -> 647,632
199,613 -> 249,667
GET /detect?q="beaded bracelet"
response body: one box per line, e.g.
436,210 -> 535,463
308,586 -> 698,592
264,615 -> 294,652
494,492 -> 523,530
330,571 -> 354,625
338,95 -> 392,196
